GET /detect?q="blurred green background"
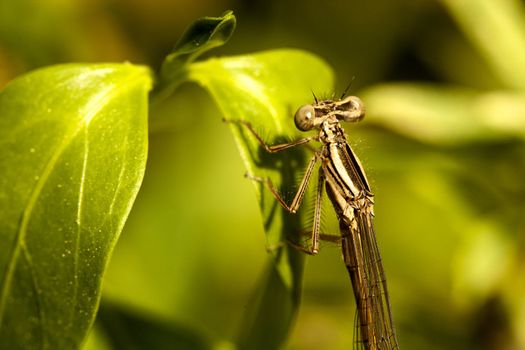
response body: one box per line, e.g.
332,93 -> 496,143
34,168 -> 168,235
2,0 -> 525,349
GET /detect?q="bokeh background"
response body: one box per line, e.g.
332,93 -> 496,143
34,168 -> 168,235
2,0 -> 525,349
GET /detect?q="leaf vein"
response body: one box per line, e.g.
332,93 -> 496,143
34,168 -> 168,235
21,245 -> 46,348
69,125 -> 89,327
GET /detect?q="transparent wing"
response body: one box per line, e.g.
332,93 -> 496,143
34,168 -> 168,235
342,209 -> 399,350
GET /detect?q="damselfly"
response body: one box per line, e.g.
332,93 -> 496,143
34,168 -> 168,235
228,93 -> 400,349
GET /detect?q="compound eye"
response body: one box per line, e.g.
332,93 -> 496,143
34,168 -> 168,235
340,96 -> 365,122
294,104 -> 316,131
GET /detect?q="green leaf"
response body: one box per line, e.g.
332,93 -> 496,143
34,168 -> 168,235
0,64 -> 152,349
91,302 -> 214,350
442,0 -> 525,90
183,49 -> 334,348
362,83 -> 525,144
153,10 -> 236,103
185,48 -> 335,267
155,14 -> 333,347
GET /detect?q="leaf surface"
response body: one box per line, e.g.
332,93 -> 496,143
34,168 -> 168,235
157,11 -> 334,347
185,49 -> 334,348
0,64 -> 152,349
153,10 -> 236,103
362,83 -> 525,144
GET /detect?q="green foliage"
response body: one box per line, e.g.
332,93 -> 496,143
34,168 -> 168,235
156,13 -> 333,348
443,0 -> 525,90
2,0 -> 525,348
0,64 -> 151,349
155,10 -> 237,103
184,50 -> 333,349
92,302 -> 213,350
363,0 -> 525,144
362,84 -> 525,144
358,1 -> 525,348
0,10 -> 334,350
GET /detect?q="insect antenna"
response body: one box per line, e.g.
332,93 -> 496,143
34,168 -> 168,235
310,89 -> 319,104
340,76 -> 356,99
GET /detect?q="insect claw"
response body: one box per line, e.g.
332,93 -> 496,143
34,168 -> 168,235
244,172 -> 264,183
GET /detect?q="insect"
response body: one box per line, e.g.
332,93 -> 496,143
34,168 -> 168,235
227,92 -> 400,349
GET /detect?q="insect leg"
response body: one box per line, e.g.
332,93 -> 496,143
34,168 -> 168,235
224,118 -> 316,152
245,153 -> 318,214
